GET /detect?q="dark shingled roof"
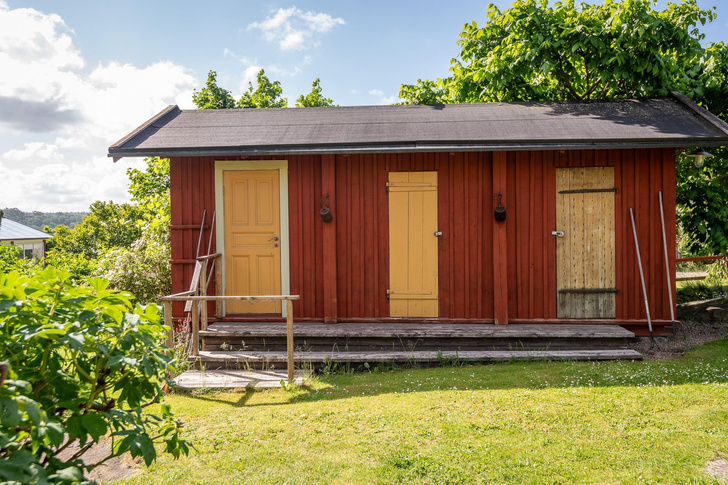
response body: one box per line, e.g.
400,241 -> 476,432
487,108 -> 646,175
108,92 -> 728,159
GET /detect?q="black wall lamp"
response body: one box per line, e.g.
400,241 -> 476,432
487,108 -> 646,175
320,193 -> 333,223
494,193 -> 506,222
686,148 -> 713,168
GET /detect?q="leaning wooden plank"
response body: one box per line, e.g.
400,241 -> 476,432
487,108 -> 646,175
184,260 -> 203,312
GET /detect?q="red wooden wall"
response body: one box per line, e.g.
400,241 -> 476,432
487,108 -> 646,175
169,148 -> 677,333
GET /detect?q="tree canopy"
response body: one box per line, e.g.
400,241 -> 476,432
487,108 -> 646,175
399,0 -> 728,255
400,0 -> 718,104
192,69 -> 336,110
238,69 -> 287,109
296,78 -> 336,107
192,70 -> 236,109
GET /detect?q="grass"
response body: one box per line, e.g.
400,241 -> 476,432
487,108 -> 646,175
121,339 -> 728,485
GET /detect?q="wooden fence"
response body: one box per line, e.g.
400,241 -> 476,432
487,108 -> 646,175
159,253 -> 301,383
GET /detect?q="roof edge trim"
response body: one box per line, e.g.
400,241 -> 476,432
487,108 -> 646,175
108,105 -> 181,160
107,138 -> 728,159
670,91 -> 728,136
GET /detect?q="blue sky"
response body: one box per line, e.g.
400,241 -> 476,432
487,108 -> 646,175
1,0 -> 727,211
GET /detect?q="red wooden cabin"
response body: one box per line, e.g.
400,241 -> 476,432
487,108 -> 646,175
110,93 -> 728,337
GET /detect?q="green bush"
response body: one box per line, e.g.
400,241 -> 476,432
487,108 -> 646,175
0,267 -> 190,484
94,230 -> 171,305
0,245 -> 37,275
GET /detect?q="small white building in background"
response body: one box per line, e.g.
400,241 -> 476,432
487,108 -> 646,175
0,218 -> 51,259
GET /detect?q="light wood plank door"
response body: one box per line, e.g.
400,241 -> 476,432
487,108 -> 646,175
387,172 -> 439,317
556,167 -> 616,318
224,170 -> 281,313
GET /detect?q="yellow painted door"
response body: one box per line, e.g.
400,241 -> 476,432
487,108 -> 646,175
388,172 -> 439,317
224,170 -> 281,314
556,167 -> 616,318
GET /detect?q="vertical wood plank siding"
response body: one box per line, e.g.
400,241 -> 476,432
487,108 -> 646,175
169,148 -> 676,330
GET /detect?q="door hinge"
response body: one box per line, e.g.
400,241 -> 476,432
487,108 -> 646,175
386,289 -> 391,301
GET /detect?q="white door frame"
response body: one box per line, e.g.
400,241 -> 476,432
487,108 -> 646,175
214,160 -> 291,317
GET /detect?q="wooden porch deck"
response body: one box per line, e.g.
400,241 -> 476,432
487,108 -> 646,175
201,321 -> 634,340
193,322 -> 641,370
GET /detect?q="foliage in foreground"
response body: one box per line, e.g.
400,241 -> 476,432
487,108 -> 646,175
0,267 -> 189,484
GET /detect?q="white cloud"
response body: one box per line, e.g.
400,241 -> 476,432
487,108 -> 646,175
0,5 -> 83,70
249,7 -> 344,51
368,89 -> 398,105
241,65 -> 263,90
0,5 -> 196,211
2,142 -> 63,163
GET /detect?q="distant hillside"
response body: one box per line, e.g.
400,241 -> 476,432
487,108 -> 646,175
1,208 -> 87,232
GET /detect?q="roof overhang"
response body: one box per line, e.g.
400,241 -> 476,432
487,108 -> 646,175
108,91 -> 728,160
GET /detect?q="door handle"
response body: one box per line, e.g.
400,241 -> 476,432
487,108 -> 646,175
434,231 -> 443,237
268,236 -> 279,241
551,231 -> 564,238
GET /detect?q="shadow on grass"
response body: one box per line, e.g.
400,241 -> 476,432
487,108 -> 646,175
172,337 -> 728,408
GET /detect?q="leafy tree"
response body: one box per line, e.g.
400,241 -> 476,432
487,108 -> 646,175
400,0 -> 715,104
0,267 -> 190,483
399,0 -> 728,255
296,78 -> 336,107
47,201 -> 143,261
238,69 -> 287,109
192,70 -> 236,109
127,157 -> 171,234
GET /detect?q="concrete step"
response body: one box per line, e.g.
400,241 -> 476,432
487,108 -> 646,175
173,369 -> 311,389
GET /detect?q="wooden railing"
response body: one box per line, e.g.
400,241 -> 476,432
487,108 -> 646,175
160,253 -> 301,383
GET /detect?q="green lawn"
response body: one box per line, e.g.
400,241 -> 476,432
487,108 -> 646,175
122,339 -> 728,484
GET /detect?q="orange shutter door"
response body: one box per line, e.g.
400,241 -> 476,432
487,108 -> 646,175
224,170 -> 281,314
388,171 -> 439,318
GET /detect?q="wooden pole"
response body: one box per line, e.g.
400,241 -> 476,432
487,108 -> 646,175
658,192 -> 676,334
215,258 -> 223,318
321,155 -> 338,324
200,259 -> 208,331
286,299 -> 294,384
492,151 -> 509,325
191,300 -> 200,356
629,208 -> 653,337
195,209 -> 207,259
206,210 -> 216,256
164,301 -> 173,348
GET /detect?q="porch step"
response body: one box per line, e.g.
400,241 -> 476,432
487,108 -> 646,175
193,348 -> 642,370
200,322 -> 635,352
173,369 -> 311,389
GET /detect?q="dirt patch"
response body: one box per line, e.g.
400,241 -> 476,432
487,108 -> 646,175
631,298 -> 728,359
706,457 -> 728,482
56,438 -> 142,482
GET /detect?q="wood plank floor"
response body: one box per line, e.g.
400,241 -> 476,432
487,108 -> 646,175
201,322 -> 635,339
